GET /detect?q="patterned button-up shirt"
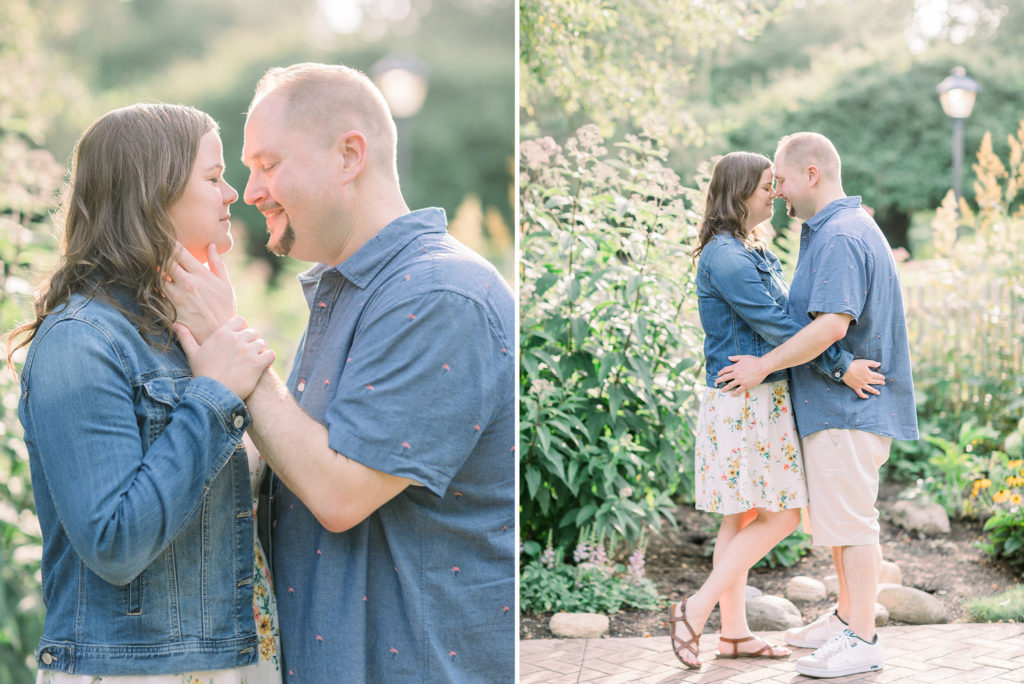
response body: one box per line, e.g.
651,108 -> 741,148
269,208 -> 515,683
787,196 -> 919,441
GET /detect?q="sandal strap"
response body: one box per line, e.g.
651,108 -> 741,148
719,635 -> 787,657
719,635 -> 754,656
667,600 -> 702,661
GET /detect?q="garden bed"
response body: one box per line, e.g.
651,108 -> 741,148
520,480 -> 1021,639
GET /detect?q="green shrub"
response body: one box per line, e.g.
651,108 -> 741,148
755,528 -> 812,569
519,529 -> 663,615
519,124 -> 705,550
980,510 -> 1024,575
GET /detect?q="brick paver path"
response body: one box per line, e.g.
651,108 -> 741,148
520,623 -> 1024,682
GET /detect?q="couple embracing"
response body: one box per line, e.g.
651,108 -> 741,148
668,132 -> 919,678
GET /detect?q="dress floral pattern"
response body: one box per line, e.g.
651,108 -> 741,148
38,446 -> 281,684
694,379 -> 809,515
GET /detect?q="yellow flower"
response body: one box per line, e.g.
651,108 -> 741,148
1008,460 -> 1023,469
259,635 -> 276,660
1011,493 -> 1023,506
258,614 -> 272,635
979,478 -> 992,489
254,584 -> 267,599
993,489 -> 1011,504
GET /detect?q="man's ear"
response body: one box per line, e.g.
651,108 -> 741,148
336,129 -> 367,184
806,164 -> 820,187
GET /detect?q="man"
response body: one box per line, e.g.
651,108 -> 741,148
716,132 -> 918,678
172,63 -> 515,682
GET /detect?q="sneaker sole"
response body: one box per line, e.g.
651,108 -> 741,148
784,636 -> 827,649
795,661 -> 883,678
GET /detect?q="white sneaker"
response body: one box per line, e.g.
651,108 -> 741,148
795,628 -> 883,678
784,609 -> 845,648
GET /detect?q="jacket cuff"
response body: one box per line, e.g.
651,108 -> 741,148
828,349 -> 854,382
183,376 -> 252,435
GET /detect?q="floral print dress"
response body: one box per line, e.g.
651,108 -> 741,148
38,445 -> 282,684
694,379 -> 809,515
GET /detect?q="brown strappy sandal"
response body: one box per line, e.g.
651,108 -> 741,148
666,598 -> 702,669
716,635 -> 791,659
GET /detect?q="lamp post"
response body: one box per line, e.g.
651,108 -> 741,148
935,66 -> 980,212
371,56 -> 429,184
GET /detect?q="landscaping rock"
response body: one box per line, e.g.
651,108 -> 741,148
785,576 -> 827,603
880,560 -> 902,585
875,602 -> 890,627
876,584 -> 948,624
746,595 -> 804,631
889,498 -> 951,535
745,585 -> 763,601
549,612 -> 610,638
823,574 -> 839,599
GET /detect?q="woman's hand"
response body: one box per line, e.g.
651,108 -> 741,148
716,355 -> 770,395
842,359 -> 885,399
165,243 -> 236,344
174,317 -> 275,401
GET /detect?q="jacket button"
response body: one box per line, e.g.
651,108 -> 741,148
834,372 -> 841,378
233,414 -> 244,429
41,652 -> 55,665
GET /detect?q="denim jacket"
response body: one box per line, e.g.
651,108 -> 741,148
19,288 -> 259,675
697,233 -> 853,388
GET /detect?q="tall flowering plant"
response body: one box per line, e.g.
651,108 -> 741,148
519,123 -> 705,550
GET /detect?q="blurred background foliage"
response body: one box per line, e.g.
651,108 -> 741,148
523,0 -> 1024,253
1,0 -> 512,678
520,0 -> 1024,597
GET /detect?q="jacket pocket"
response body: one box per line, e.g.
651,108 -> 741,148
138,376 -> 184,443
125,575 -> 143,615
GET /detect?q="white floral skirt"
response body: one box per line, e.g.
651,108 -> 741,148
693,379 -> 809,515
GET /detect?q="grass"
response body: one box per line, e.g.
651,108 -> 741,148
964,585 -> 1024,623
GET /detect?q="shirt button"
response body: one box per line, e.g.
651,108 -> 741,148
233,414 -> 244,429
297,381 -> 306,392
41,653 -> 55,665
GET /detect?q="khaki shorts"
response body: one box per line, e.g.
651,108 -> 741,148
802,428 -> 892,547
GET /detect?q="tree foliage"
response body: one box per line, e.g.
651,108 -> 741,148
519,0 -> 780,141
40,0 -> 515,280
697,0 -> 1024,250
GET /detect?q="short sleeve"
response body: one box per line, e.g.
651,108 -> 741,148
806,235 -> 870,323
324,290 -> 506,497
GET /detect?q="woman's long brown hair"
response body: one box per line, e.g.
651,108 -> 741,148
692,151 -> 772,261
5,103 -> 217,369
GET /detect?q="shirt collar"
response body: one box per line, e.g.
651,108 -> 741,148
804,195 -> 862,232
297,208 -> 448,301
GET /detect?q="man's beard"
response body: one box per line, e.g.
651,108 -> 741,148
268,222 -> 296,257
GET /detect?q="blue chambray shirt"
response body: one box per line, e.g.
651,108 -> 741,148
268,208 -> 515,683
787,196 -> 919,440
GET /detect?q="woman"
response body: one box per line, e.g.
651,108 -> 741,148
6,103 -> 281,682
667,151 -> 880,669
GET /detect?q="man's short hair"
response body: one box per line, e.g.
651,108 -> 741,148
776,131 -> 841,182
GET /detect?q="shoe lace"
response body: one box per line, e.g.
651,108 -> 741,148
812,629 -> 855,659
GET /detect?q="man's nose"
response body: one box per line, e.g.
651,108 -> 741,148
243,174 -> 264,206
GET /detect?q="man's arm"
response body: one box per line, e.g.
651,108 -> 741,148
244,369 -> 414,533
715,313 -> 853,393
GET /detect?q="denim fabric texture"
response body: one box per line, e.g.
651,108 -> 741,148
267,208 -> 515,683
697,232 -> 853,388
20,288 -> 258,675
787,196 -> 919,440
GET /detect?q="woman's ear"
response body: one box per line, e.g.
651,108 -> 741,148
336,130 -> 367,185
